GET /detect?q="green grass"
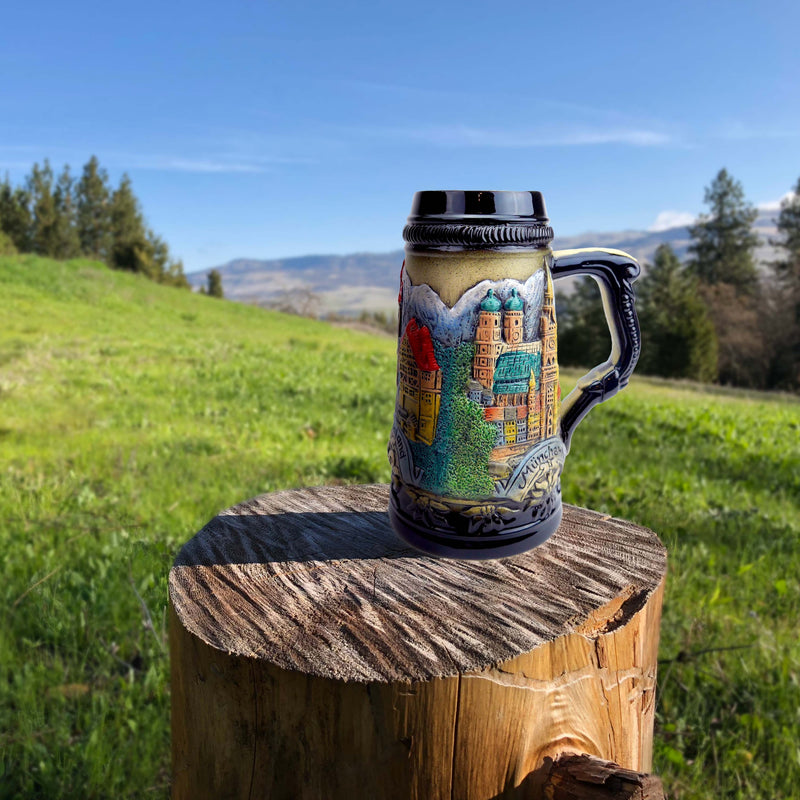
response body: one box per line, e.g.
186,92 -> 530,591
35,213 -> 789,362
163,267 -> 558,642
1,254 -> 798,798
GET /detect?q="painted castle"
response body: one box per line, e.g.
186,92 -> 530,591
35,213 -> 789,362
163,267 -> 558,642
396,318 -> 442,446
469,275 -> 559,461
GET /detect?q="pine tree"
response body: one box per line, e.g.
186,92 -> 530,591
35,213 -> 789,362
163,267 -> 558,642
148,229 -> 170,279
147,229 -> 189,287
0,175 -> 32,252
637,244 -> 718,382
109,174 -> 153,276
52,165 -> 81,259
687,168 -> 759,294
555,278 -> 610,368
772,178 -> 800,289
75,156 -> 112,261
206,269 -> 224,298
28,161 -> 61,257
0,229 -> 16,256
164,258 -> 190,288
701,282 -> 768,387
1,156 -> 188,290
767,178 -> 800,388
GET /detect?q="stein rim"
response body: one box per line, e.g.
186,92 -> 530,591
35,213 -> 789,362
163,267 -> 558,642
404,190 -> 554,251
408,190 -> 549,224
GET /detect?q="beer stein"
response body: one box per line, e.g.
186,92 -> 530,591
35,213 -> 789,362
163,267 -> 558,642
388,190 -> 641,558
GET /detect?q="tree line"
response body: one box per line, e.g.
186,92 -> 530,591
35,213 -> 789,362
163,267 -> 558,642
558,169 -> 800,391
0,156 -> 190,288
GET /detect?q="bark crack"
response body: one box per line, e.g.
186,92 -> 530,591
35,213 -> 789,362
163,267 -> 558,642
246,662 -> 258,800
450,674 -> 462,800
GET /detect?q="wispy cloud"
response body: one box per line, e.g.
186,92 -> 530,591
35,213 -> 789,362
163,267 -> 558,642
0,146 -> 312,175
717,122 -> 799,142
758,192 -> 796,212
331,79 -> 672,128
120,156 -> 271,174
349,123 -> 673,148
93,149 -> 315,174
649,196 -> 796,231
649,210 -> 696,232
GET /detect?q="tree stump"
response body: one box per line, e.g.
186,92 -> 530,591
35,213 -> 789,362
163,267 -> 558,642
169,484 -> 666,800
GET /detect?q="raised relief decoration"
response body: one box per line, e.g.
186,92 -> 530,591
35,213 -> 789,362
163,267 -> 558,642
397,318 -> 442,446
390,267 -> 565,524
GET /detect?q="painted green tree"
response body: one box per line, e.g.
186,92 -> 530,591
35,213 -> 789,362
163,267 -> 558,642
409,340 -> 495,499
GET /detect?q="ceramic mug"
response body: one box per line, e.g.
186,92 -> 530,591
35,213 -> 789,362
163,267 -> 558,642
388,190 -> 641,559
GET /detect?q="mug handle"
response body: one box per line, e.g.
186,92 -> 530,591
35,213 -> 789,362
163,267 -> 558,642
551,248 -> 642,451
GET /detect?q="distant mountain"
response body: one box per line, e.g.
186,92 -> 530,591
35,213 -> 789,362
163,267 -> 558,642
188,210 -> 780,316
549,208 -> 778,270
188,251 -> 406,316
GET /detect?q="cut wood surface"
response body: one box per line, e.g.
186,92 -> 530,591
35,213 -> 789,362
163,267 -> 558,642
170,484 -> 665,683
170,484 -> 667,800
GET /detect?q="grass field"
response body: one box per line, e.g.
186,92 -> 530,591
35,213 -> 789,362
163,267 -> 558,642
1,255 -> 798,799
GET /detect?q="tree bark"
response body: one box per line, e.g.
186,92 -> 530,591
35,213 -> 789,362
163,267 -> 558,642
542,754 -> 665,799
170,484 -> 666,800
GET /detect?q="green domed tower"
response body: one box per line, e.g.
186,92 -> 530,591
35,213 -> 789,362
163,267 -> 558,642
504,288 -> 524,311
474,289 -> 503,389
480,289 -> 502,312
503,288 -> 524,344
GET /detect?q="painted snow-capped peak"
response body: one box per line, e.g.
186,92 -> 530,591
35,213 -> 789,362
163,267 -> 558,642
400,269 -> 546,347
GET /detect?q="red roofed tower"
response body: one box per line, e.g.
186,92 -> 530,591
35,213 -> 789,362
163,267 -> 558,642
397,318 -> 442,445
405,318 -> 440,371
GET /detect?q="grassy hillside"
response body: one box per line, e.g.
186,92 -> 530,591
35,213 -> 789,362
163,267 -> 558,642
1,255 -> 798,798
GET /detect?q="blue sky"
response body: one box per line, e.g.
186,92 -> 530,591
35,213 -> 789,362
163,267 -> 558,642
1,0 -> 798,271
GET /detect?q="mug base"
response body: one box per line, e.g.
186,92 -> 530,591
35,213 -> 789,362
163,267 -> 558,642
389,498 -> 562,560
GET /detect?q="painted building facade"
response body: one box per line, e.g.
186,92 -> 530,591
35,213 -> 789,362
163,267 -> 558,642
397,318 -> 442,446
471,279 -> 560,461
